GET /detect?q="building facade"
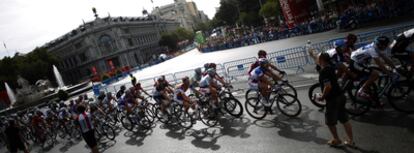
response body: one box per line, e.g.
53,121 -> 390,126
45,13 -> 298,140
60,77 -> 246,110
152,0 -> 209,30
44,16 -> 179,84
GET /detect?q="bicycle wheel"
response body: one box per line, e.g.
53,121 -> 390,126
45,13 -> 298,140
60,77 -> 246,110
102,124 -> 116,140
178,110 -> 193,129
387,81 -> 414,113
155,107 -> 169,123
276,94 -> 302,117
199,105 -> 218,127
245,97 -> 267,119
307,83 -> 326,108
345,82 -> 372,116
120,116 -> 134,131
279,82 -> 298,98
222,97 -> 243,117
245,89 -> 260,101
106,113 -> 118,127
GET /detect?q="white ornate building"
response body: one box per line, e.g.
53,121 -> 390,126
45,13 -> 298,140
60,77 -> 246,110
43,15 -> 179,84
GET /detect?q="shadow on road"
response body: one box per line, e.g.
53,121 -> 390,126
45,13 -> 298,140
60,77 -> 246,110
183,116 -> 252,151
124,128 -> 153,147
351,109 -> 414,133
253,107 -> 327,145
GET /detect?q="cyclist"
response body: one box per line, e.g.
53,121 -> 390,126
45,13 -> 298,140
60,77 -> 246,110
101,92 -> 116,113
31,110 -> 47,143
190,68 -> 203,97
248,58 -> 275,109
116,85 -> 126,100
248,50 -> 286,82
174,77 -> 195,113
350,36 -> 397,99
153,77 -> 174,116
199,68 -> 227,110
391,28 -> 414,72
133,82 -> 151,102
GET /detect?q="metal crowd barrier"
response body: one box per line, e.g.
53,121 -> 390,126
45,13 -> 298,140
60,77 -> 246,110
99,24 -> 414,94
267,47 -> 308,73
223,57 -> 257,79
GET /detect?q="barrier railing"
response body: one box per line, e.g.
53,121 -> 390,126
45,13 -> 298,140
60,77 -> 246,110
98,24 -> 414,94
267,47 -> 308,73
223,57 -> 258,79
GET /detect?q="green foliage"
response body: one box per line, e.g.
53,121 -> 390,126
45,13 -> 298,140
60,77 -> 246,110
175,27 -> 195,42
214,0 -> 240,26
57,90 -> 69,101
259,0 -> 280,18
159,32 -> 179,50
159,28 -> 195,50
214,0 -> 267,26
0,47 -> 59,89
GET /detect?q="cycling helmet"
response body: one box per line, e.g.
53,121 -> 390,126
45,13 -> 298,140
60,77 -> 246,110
258,58 -> 269,66
374,36 -> 390,48
346,34 -> 357,42
120,85 -> 126,91
195,68 -> 202,75
258,50 -> 267,57
206,68 -> 216,76
333,39 -> 346,48
203,63 -> 210,69
209,63 -> 217,69
182,76 -> 190,84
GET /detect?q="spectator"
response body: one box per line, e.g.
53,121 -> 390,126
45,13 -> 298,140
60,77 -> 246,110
129,74 -> 137,87
76,104 -> 100,153
316,53 -> 354,147
4,119 -> 29,153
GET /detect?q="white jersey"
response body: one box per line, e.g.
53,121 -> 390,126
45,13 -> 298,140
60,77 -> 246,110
326,48 -> 337,57
351,43 -> 380,64
249,67 -> 265,80
403,28 -> 414,38
199,75 -> 213,88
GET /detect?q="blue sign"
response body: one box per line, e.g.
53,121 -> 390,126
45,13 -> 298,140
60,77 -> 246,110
237,64 -> 244,70
276,56 -> 286,63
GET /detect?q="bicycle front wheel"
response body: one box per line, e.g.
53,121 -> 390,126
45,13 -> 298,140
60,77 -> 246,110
245,97 -> 267,120
387,81 -> 414,113
276,94 -> 302,117
223,97 -> 244,117
102,124 -> 116,140
307,83 -> 326,108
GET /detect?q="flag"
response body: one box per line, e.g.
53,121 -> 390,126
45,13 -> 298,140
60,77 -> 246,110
3,42 -> 6,49
151,0 -> 153,3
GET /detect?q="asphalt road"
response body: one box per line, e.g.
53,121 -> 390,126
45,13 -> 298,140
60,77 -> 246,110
5,87 -> 413,153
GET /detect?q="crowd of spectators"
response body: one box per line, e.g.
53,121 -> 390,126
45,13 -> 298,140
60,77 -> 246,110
199,0 -> 414,53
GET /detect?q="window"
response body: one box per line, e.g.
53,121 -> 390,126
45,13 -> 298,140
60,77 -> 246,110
99,34 -> 116,53
74,42 -> 83,49
127,38 -> 134,47
79,53 -> 88,62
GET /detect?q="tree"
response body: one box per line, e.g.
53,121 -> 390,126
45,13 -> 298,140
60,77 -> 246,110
175,27 -> 194,42
259,0 -> 280,18
214,0 -> 240,26
0,47 -> 59,89
159,32 -> 179,50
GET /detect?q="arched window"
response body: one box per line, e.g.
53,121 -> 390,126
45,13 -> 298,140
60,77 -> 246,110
99,34 -> 116,53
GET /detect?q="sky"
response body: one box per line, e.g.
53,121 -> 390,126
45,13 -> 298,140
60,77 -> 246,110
0,0 -> 220,59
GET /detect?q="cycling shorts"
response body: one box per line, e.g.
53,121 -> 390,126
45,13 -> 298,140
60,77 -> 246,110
248,79 -> 259,90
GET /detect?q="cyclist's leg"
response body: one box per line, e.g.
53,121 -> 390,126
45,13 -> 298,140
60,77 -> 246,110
209,85 -> 219,108
360,69 -> 379,95
258,76 -> 271,100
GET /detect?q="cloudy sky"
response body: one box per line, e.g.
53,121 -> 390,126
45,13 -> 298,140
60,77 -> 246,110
0,0 -> 220,59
